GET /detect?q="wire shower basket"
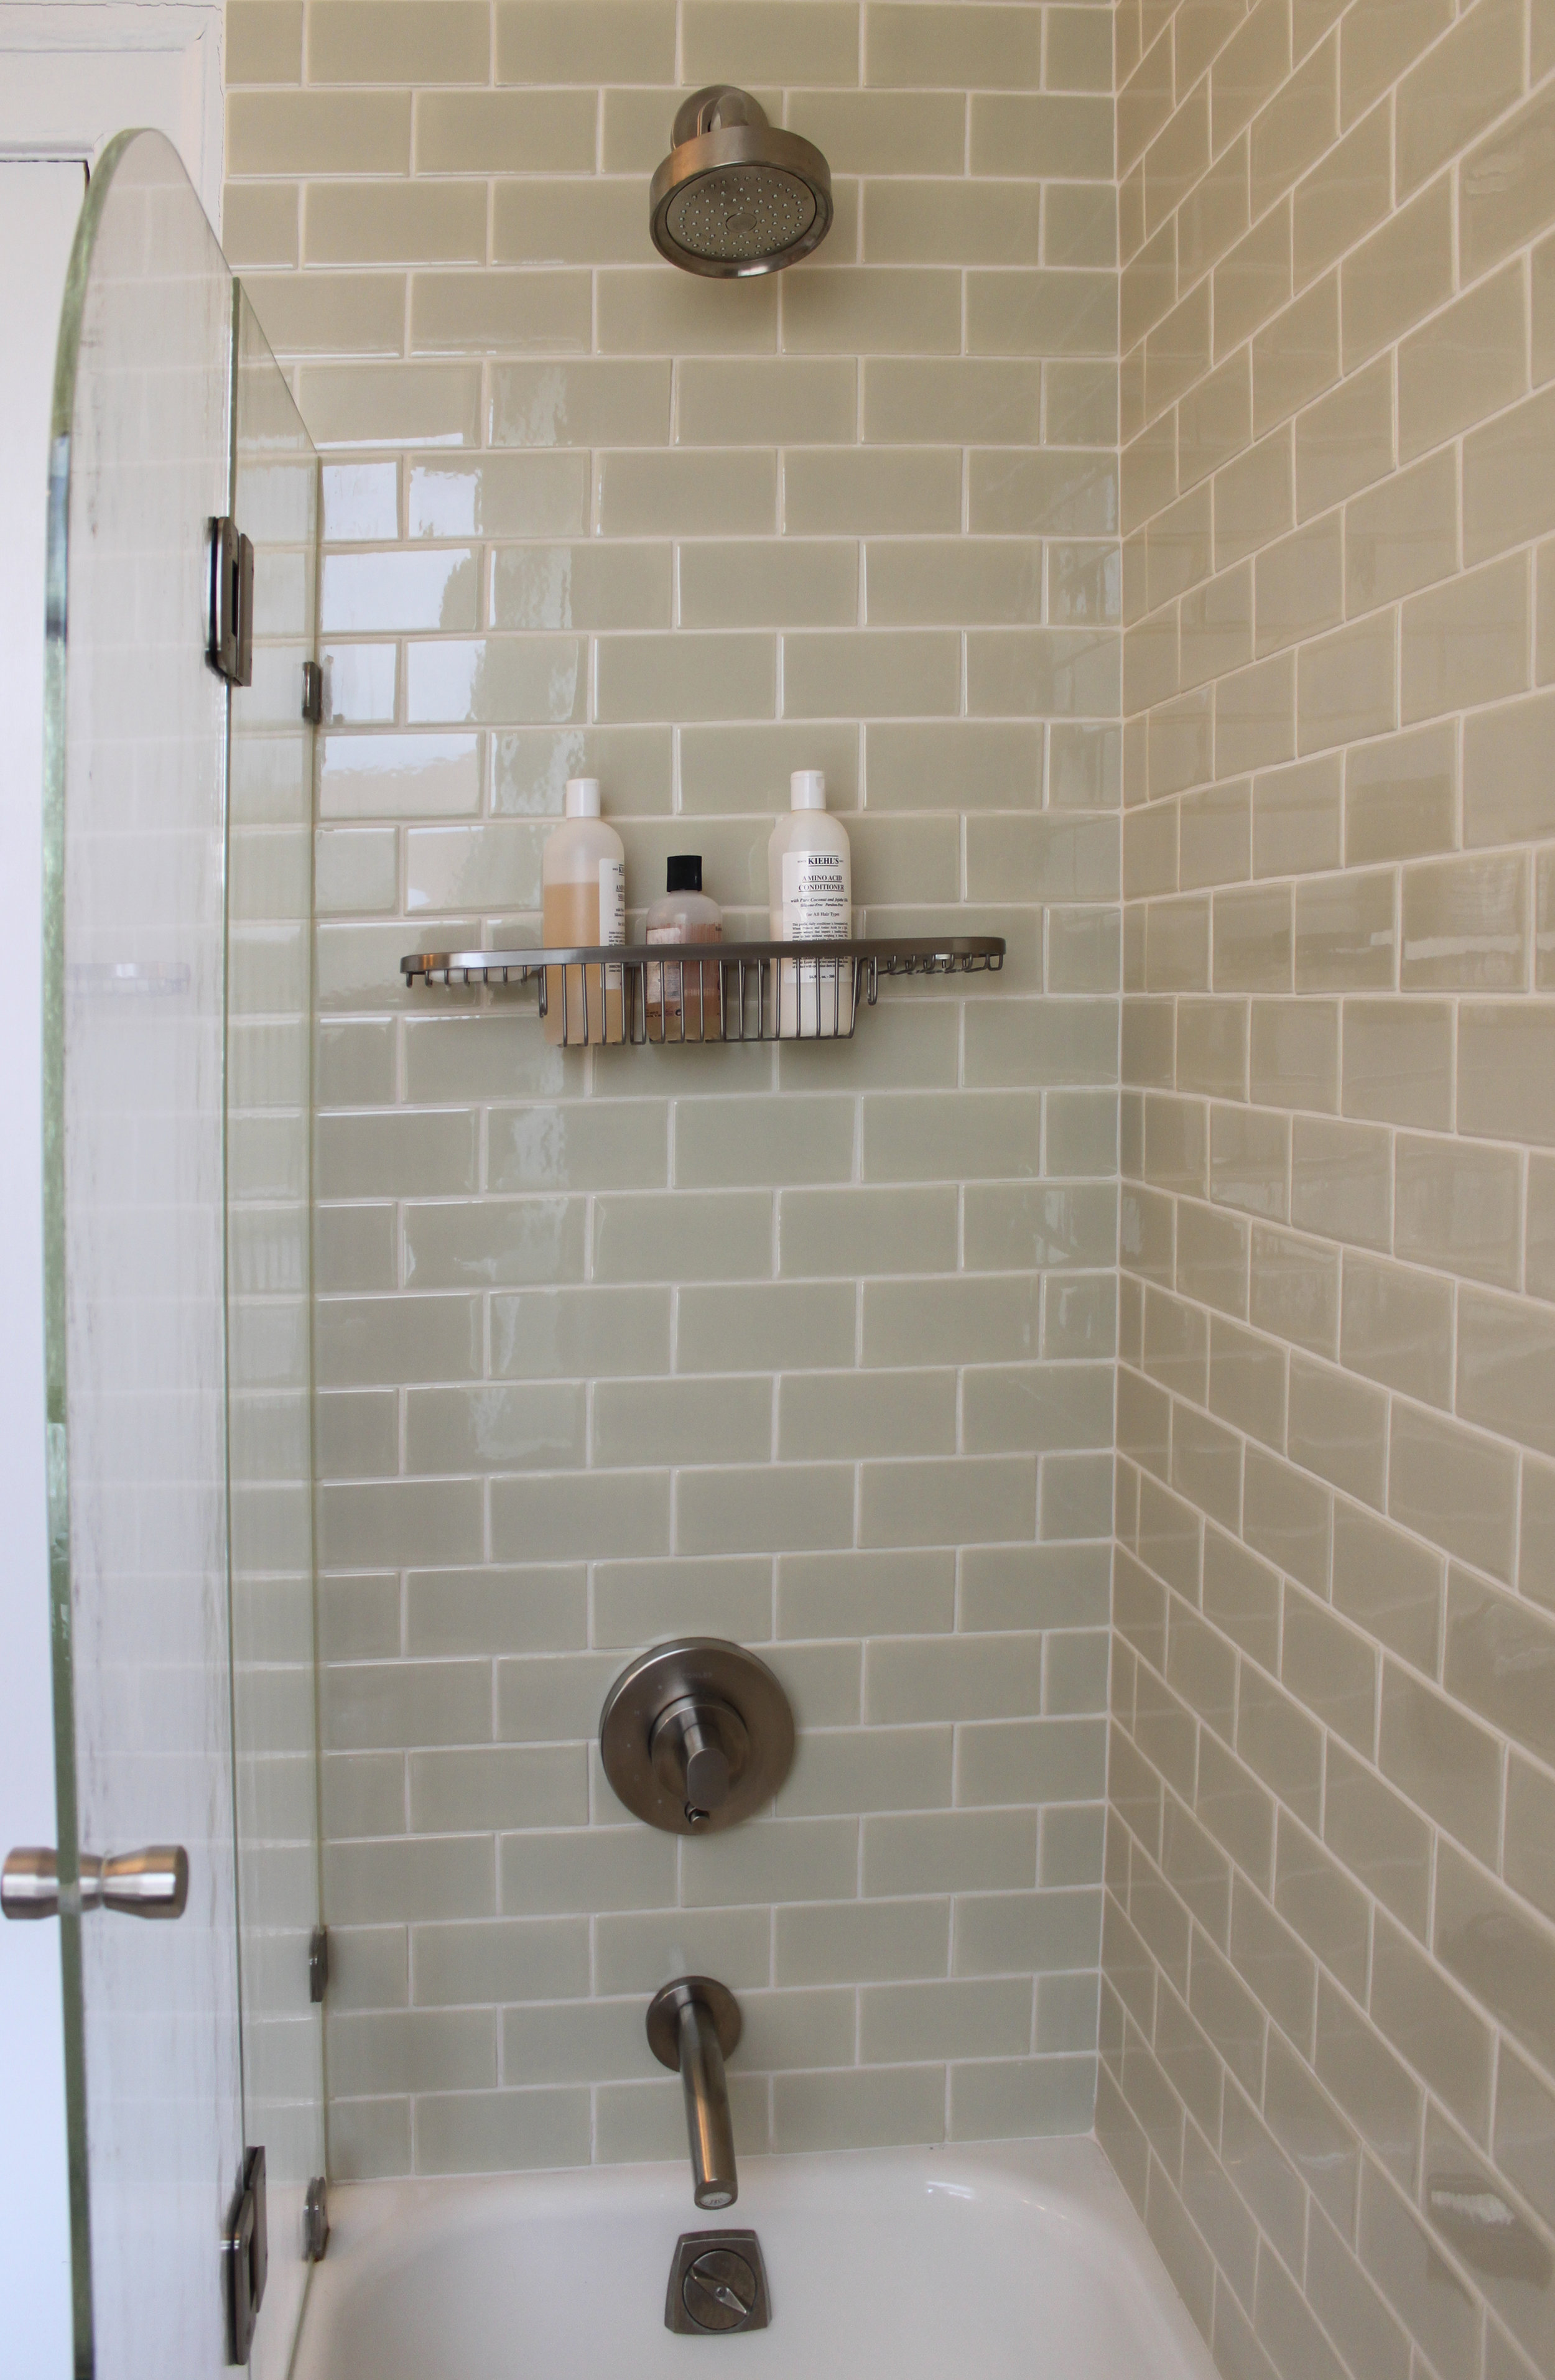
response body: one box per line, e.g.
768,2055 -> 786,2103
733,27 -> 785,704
400,935 -> 1006,1046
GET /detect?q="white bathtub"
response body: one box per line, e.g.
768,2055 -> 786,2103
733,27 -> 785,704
291,2136 -> 1217,2379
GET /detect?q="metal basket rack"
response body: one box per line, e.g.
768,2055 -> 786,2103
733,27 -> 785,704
399,935 -> 1006,1046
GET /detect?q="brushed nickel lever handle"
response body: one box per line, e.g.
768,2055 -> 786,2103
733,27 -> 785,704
2,1845 -> 189,1920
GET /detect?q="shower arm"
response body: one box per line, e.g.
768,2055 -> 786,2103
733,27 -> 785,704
675,84 -> 763,142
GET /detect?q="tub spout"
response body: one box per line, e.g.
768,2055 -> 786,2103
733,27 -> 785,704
679,1996 -> 737,2210
647,1977 -> 743,2211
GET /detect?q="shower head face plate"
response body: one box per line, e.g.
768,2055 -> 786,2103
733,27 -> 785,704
665,163 -> 818,268
650,88 -> 832,277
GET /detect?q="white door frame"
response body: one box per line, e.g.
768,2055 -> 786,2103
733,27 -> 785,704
0,159 -> 90,2380
0,11 -> 224,2371
0,2 -> 225,224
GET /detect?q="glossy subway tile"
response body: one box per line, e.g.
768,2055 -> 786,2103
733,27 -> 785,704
231,0 -> 1555,2274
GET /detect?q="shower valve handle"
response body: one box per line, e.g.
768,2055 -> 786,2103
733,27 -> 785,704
684,1728 -> 731,1814
651,1695 -> 747,1823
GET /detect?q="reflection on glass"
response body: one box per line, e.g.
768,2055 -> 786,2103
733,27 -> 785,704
319,644 -> 396,726
228,284 -> 325,2380
318,729 -> 478,818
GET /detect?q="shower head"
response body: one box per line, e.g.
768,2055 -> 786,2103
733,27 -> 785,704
649,86 -> 832,277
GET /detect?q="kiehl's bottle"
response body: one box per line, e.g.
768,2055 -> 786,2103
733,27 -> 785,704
767,769 -> 853,1036
542,777 -> 626,1045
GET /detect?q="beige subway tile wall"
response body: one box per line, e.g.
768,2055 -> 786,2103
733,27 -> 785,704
1106,0 -> 1555,2373
224,0 -> 1120,2180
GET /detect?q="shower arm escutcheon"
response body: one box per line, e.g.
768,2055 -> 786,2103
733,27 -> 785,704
649,1976 -> 743,2211
600,1638 -> 795,1835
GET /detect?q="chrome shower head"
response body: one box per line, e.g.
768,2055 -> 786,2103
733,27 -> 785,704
649,86 -> 832,277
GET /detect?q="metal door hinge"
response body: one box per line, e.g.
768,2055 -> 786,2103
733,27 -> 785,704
308,1923 -> 330,2004
208,516 -> 254,687
304,2177 -> 330,2264
223,2145 -> 268,2365
302,659 -> 323,724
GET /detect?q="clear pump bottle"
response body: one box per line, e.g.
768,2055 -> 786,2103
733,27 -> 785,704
645,854 -> 722,1040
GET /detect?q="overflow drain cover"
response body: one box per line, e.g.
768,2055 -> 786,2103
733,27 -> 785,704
686,2249 -> 757,2328
666,2230 -> 772,2334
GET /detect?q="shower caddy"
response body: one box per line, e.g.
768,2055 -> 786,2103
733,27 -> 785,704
400,934 -> 1006,1045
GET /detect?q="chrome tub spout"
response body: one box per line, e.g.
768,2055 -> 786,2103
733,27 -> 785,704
647,1977 -> 742,2210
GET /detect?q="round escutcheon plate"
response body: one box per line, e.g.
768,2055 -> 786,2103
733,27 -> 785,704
599,1637 -> 795,1835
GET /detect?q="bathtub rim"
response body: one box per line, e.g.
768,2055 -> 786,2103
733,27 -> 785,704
289,2132 -> 1218,2379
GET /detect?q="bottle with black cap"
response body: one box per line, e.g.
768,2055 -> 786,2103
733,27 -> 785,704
645,854 -> 723,1040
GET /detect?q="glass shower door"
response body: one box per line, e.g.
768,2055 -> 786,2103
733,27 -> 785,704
227,285 -> 327,2380
40,129 -> 323,2379
45,124 -> 243,2380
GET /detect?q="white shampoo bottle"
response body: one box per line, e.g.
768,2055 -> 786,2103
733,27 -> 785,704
767,769 -> 853,1036
541,776 -> 626,1045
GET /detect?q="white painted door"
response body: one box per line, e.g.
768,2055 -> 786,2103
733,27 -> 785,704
0,153 -> 88,2380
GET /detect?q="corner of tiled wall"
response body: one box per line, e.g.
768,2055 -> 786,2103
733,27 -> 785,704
1104,0 -> 1555,2373
223,0 -> 1123,2185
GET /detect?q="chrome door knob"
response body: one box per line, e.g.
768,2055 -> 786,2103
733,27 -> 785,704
2,1845 -> 189,1920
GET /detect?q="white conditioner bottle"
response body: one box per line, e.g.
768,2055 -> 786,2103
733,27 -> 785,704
767,769 -> 853,1036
